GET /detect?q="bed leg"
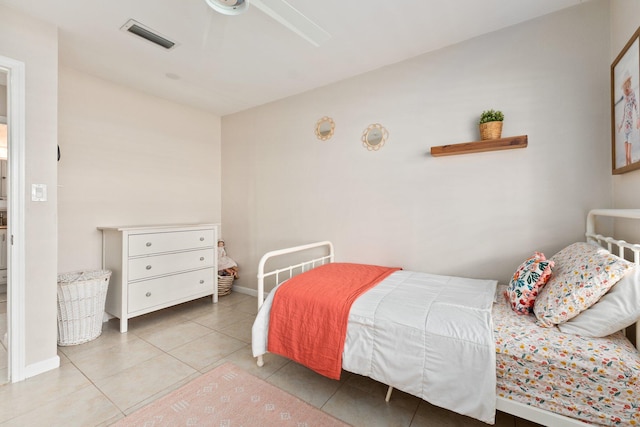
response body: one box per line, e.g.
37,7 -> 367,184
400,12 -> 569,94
257,355 -> 264,367
385,386 -> 393,402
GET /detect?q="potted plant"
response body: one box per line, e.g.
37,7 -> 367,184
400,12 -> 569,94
478,109 -> 504,140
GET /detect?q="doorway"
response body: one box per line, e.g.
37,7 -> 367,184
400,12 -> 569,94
0,55 -> 26,384
0,71 -> 7,384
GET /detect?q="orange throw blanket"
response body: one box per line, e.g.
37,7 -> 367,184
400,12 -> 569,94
267,263 -> 400,380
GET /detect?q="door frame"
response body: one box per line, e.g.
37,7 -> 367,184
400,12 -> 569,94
0,54 -> 26,382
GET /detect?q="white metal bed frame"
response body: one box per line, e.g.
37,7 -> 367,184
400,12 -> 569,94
255,209 -> 640,426
586,209 -> 640,348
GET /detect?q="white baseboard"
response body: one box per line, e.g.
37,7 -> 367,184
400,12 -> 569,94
24,355 -> 60,380
231,285 -> 258,297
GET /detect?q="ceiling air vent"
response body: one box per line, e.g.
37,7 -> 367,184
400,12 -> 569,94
121,19 -> 178,50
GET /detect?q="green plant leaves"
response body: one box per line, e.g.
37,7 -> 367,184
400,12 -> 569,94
479,109 -> 504,124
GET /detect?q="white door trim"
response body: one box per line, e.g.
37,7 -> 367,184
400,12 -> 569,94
0,54 -> 26,383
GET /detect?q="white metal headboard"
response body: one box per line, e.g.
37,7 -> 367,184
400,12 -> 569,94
256,241 -> 334,310
586,209 -> 640,348
586,209 -> 640,264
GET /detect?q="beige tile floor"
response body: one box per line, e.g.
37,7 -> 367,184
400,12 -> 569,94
0,292 -> 543,426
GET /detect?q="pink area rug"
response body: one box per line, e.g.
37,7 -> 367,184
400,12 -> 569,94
112,362 -> 350,426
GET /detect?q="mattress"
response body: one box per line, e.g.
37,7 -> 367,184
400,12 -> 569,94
343,270 -> 497,423
493,286 -> 640,426
255,277 -> 640,425
254,270 -> 498,422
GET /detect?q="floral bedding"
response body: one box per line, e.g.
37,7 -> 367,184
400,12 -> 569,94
494,286 -> 640,425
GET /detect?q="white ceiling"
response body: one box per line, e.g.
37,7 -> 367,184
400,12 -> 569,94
0,0 -> 584,116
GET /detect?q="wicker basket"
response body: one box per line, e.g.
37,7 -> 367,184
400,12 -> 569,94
57,270 -> 111,346
479,121 -> 503,140
218,275 -> 234,296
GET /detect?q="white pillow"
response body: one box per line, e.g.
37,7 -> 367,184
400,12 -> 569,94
558,267 -> 640,337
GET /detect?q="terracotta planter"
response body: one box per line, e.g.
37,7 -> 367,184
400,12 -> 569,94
479,121 -> 503,140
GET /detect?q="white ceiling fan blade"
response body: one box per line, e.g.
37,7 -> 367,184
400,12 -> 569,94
251,0 -> 330,47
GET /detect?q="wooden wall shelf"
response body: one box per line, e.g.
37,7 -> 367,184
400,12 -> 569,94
430,135 -> 528,157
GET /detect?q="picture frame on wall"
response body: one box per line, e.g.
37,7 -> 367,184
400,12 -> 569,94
611,26 -> 640,175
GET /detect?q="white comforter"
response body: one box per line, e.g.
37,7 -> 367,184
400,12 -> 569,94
252,270 -> 498,424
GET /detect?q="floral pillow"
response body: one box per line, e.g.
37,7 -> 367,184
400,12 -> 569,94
558,267 -> 640,337
504,252 -> 554,315
533,242 -> 634,327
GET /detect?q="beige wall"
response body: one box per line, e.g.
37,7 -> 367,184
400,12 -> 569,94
0,5 -> 222,375
611,0 -> 640,242
58,67 -> 222,273
222,0 -> 612,292
0,5 -> 59,368
0,0 -> 631,377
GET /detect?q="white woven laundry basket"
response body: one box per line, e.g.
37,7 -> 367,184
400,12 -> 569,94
218,275 -> 234,296
57,270 -> 111,346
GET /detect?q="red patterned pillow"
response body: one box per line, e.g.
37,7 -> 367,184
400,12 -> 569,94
504,252 -> 554,315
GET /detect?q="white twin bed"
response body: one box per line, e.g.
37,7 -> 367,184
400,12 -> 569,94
251,209 -> 640,426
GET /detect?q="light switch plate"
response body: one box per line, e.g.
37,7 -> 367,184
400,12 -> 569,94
31,184 -> 47,201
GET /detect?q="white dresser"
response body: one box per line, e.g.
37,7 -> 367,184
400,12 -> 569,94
99,224 -> 219,332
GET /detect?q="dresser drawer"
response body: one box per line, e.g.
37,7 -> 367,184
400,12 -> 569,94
128,268 -> 215,313
129,229 -> 215,257
128,248 -> 214,281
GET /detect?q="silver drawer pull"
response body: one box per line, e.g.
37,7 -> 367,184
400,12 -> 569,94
200,257 -> 205,261
200,237 -> 205,241
200,280 -> 204,284
146,265 -> 152,270
146,242 -> 152,247
146,292 -> 151,297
